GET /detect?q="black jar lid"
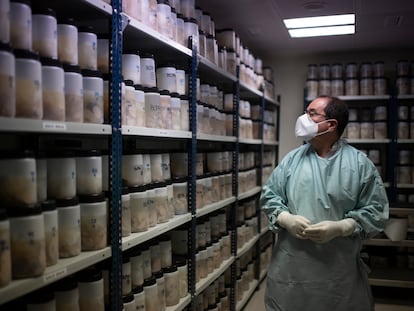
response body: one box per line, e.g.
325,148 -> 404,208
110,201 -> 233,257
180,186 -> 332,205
81,69 -> 103,78
159,89 -> 171,96
132,285 -> 143,294
0,209 -> 7,221
76,149 -> 101,157
163,265 -> 177,274
63,63 -> 81,73
141,52 -> 154,59
134,84 -> 144,91
153,270 -> 164,279
78,268 -> 102,283
143,276 -> 156,287
123,294 -> 134,304
41,57 -> 63,67
55,276 -> 78,292
56,196 -> 79,208
173,255 -> 187,267
78,192 -> 106,204
27,289 -> 54,304
32,6 -> 56,17
0,41 -> 13,53
124,79 -> 134,87
143,86 -> 159,93
129,185 -> 148,193
14,48 -> 39,61
41,199 -> 56,211
58,17 -> 77,26
10,0 -> 31,5
78,25 -> 95,33
0,149 -> 35,159
7,203 -> 42,217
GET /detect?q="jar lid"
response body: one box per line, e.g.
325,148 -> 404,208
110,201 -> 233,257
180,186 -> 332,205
58,17 -> 77,26
41,57 -> 63,68
171,7 -> 176,13
14,49 -> 40,61
177,13 -> 184,19
55,276 -> 78,292
144,86 -> 159,93
0,209 -> 8,221
123,255 -> 130,264
143,276 -> 156,287
122,186 -> 129,195
216,28 -> 235,33
128,247 -> 141,257
56,196 -> 79,208
78,25 -> 95,33
78,193 -> 106,204
141,52 -> 154,58
179,94 -> 189,100
123,50 -> 140,55
132,285 -> 143,294
134,84 -> 144,91
374,61 -> 385,64
78,268 -> 102,283
157,0 -> 170,4
63,63 -> 81,73
173,255 -> 187,267
32,6 -> 56,17
76,149 -> 102,157
163,265 -> 177,274
159,90 -> 170,96
123,294 -> 134,303
0,149 -> 35,159
153,270 -> 164,279
7,203 -> 42,217
129,185 -> 148,193
124,79 -> 134,87
41,200 -> 56,211
0,42 -> 13,53
82,69 -> 103,78
27,289 -> 55,304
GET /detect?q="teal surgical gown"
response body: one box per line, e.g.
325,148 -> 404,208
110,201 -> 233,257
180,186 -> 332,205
260,140 -> 389,311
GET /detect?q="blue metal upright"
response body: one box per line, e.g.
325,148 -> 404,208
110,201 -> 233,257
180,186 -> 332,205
110,1 -> 123,310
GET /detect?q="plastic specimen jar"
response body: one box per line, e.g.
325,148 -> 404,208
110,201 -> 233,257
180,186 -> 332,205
143,277 -> 158,311
76,150 -> 102,195
78,27 -> 97,70
9,204 -> 46,278
79,193 -> 107,251
140,53 -> 156,87
26,291 -> 56,311
157,64 -> 177,93
133,286 -> 145,311
0,150 -> 37,206
180,95 -> 189,131
0,0 -> 9,44
157,0 -> 172,37
122,80 -> 137,126
47,152 -> 76,199
154,270 -> 166,311
145,87 -> 161,128
78,269 -> 105,311
135,84 -> 146,127
129,186 -> 148,233
170,93 -> 181,130
15,48 -> 43,119
64,64 -> 83,122
163,265 -> 179,306
54,277 -> 80,311
10,0 -> 32,50
32,7 -> 57,59
41,200 -> 58,267
130,249 -> 144,287
123,53 -> 141,85
0,209 -> 11,287
154,184 -> 168,223
123,294 -> 136,311
97,37 -> 109,74
41,57 -> 65,121
122,256 -> 132,295
143,154 -> 152,184
146,186 -> 158,227
159,90 -> 172,129
170,153 -> 188,178
173,180 -> 187,215
82,69 -> 104,124
56,197 -> 81,258
0,42 -> 15,117
57,19 -> 78,65
123,153 -> 145,186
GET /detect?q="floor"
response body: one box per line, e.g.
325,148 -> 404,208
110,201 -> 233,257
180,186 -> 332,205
243,279 -> 414,311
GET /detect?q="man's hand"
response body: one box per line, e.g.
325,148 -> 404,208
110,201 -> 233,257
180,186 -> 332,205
303,218 -> 356,243
277,211 -> 311,239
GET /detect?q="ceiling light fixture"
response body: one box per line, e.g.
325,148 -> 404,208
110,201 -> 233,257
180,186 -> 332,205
283,13 -> 355,38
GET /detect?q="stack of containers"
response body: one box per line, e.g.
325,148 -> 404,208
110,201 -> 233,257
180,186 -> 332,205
0,1 -> 109,124
306,61 -> 388,99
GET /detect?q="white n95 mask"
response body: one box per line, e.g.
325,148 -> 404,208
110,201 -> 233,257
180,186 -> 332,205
295,113 -> 330,141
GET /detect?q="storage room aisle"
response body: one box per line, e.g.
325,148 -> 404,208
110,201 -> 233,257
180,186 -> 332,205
243,279 -> 414,311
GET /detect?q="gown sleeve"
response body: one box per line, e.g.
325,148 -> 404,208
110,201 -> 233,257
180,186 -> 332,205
345,153 -> 389,239
260,154 -> 291,232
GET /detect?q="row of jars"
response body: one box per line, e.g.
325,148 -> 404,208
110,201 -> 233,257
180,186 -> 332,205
0,1 -> 108,72
121,83 -> 190,131
195,212 -> 228,250
121,239 -> 188,310
239,117 -> 277,141
396,76 -> 414,95
196,275 -> 229,311
0,150 -> 104,207
237,217 -> 258,251
344,122 -> 388,139
396,165 -> 414,185
238,198 -> 259,223
238,169 -> 258,194
397,193 -> 414,204
262,166 -> 273,185
3,268 -> 107,311
307,62 -> 386,80
0,195 -> 108,286
349,106 -> 388,122
0,46 -> 105,122
306,77 -> 388,99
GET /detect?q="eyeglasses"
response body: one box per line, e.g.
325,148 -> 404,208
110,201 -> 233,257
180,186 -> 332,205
305,110 -> 326,118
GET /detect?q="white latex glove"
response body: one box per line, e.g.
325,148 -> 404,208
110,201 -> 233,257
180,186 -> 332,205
277,211 -> 311,239
303,218 -> 356,243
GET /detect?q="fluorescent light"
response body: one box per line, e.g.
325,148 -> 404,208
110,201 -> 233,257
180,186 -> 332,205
288,25 -> 355,38
284,14 -> 355,29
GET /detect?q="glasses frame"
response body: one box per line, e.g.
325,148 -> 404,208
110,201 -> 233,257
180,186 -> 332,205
305,109 -> 327,118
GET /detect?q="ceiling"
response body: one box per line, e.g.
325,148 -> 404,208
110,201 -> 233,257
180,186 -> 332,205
195,0 -> 414,61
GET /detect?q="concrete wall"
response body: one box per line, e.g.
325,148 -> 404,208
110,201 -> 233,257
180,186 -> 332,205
268,48 -> 414,161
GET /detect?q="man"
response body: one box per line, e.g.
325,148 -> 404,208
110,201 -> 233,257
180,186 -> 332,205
260,96 -> 389,311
